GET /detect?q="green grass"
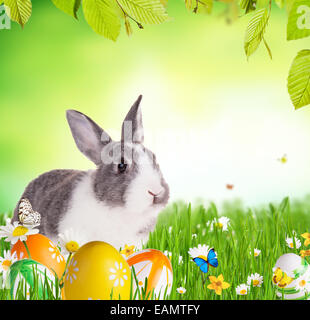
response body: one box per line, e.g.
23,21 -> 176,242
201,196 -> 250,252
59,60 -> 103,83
1,196 -> 310,300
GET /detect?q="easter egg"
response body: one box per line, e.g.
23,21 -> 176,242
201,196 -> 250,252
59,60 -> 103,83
11,233 -> 66,279
126,249 -> 173,300
8,259 -> 59,300
64,241 -> 131,300
273,253 -> 310,300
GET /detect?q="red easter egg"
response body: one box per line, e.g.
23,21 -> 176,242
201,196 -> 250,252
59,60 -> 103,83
11,233 -> 66,279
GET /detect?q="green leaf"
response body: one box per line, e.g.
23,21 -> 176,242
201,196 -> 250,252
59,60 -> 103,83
275,0 -> 285,9
239,0 -> 256,14
256,0 -> 269,9
116,0 -> 169,25
274,0 -> 285,9
51,0 -> 81,19
3,0 -> 31,27
185,0 -> 193,10
278,196 -> 289,213
286,0 -> 295,14
82,0 -> 121,41
244,8 -> 269,59
287,49 -> 310,110
185,0 -> 213,14
9,259 -> 40,299
124,16 -> 133,36
287,0 -> 310,40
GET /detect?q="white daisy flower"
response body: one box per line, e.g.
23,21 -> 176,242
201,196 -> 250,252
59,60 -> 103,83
247,273 -> 263,287
192,233 -> 197,239
250,248 -> 261,257
286,237 -> 301,249
0,219 -> 39,244
164,250 -> 172,259
207,217 -> 230,232
176,287 -> 186,294
58,228 -> 86,255
178,255 -> 183,264
236,284 -> 250,295
188,244 -> 213,259
0,250 -> 17,284
216,217 -> 230,231
295,275 -> 310,293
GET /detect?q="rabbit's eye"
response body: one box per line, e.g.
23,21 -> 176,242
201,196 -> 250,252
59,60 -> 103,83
118,163 -> 127,173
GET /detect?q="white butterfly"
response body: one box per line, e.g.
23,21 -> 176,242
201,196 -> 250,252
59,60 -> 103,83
18,198 -> 41,227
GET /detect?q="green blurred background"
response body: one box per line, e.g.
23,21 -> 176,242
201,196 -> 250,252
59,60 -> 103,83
0,0 -> 310,213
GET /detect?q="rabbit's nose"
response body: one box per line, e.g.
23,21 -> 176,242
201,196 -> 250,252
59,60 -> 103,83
148,190 -> 163,197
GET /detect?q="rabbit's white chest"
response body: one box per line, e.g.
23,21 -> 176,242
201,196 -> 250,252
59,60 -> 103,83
57,172 -> 159,250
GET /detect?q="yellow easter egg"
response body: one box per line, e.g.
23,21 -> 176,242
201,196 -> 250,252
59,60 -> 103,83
127,249 -> 173,300
64,241 -> 131,300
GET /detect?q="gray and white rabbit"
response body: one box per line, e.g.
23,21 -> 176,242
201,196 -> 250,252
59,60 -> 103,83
12,95 -> 169,250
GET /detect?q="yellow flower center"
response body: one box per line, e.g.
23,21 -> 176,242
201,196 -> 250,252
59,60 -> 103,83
254,252 -> 258,257
125,249 -> 134,257
12,226 -> 28,237
240,289 -> 246,294
179,289 -> 184,293
215,223 -> 223,229
65,241 -> 80,253
197,255 -> 208,261
299,280 -> 306,287
2,260 -> 12,271
253,280 -> 259,286
289,243 -> 294,248
120,245 -> 135,257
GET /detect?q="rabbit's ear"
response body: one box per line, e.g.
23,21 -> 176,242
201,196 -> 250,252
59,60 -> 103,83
121,95 -> 144,144
66,110 -> 112,166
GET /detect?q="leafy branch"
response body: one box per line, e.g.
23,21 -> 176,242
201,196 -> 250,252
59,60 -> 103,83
2,0 -> 310,109
58,0 -> 168,41
2,0 -> 32,28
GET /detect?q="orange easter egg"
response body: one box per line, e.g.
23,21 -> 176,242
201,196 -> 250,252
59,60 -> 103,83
126,249 -> 173,299
11,233 -> 66,279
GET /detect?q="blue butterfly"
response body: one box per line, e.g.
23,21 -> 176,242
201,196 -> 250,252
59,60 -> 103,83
193,248 -> 218,273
